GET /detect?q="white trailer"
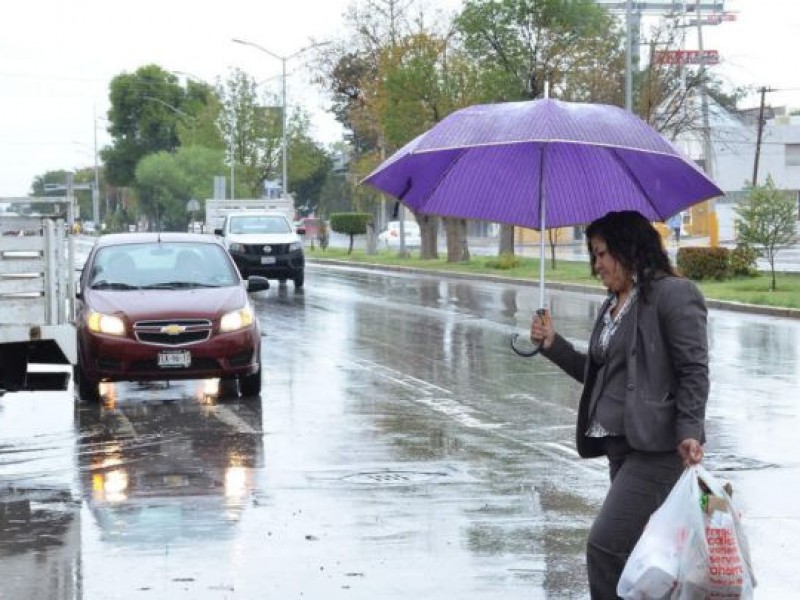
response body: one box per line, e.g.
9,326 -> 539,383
205,196 -> 295,233
0,198 -> 77,394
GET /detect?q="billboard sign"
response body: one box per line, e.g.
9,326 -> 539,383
653,49 -> 719,65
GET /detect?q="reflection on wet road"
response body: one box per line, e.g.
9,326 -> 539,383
1,263 -> 799,598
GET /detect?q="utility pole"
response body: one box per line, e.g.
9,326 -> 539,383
625,0 -> 633,111
696,0 -> 713,180
93,108 -> 100,226
230,112 -> 236,200
232,38 -> 332,201
752,86 -> 769,186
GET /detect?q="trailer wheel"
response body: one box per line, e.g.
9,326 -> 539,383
76,362 -> 101,403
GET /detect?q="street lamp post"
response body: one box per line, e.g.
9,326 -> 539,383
93,108 -> 100,225
232,38 -> 331,200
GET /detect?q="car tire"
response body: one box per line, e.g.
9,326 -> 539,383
239,363 -> 262,397
294,271 -> 304,288
76,362 -> 101,403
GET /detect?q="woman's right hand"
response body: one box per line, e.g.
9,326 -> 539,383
530,310 -> 555,350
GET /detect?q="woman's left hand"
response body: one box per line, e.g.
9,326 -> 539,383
678,438 -> 704,467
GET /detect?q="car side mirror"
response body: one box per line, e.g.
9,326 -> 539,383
246,275 -> 270,293
214,228 -> 223,236
296,226 -> 306,235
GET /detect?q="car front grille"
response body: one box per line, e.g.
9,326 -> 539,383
133,319 -> 212,347
244,243 -> 292,256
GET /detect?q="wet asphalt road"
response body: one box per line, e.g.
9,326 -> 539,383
1,263 -> 799,598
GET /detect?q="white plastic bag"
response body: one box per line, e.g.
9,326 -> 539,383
618,464 -> 756,600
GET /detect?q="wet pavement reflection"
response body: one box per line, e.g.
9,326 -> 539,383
1,263 -> 798,598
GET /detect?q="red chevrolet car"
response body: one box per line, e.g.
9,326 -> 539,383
75,232 -> 269,402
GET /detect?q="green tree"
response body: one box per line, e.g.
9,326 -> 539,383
456,0 -> 624,256
322,1 -> 482,261
178,78 -> 226,150
287,115 -> 334,216
102,65 -> 198,186
217,68 -> 282,198
329,212 -> 372,255
135,146 -> 227,231
456,0 -> 623,103
735,177 -> 798,291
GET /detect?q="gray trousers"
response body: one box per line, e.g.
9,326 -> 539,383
587,437 -> 684,600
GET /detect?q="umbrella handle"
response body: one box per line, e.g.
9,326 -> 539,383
510,333 -> 542,357
510,308 -> 548,357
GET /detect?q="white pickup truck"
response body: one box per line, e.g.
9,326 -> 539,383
214,211 -> 305,288
0,199 -> 77,394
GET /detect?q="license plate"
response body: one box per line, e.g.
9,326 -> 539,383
157,350 -> 191,368
163,474 -> 189,488
261,256 -> 276,264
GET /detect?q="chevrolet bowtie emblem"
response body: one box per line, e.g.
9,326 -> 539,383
161,324 -> 186,335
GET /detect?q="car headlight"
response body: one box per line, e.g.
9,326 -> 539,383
220,305 -> 255,332
289,241 -> 303,252
228,242 -> 246,253
87,311 -> 126,336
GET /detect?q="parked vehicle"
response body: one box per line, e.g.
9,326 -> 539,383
75,232 -> 268,402
215,211 -> 305,288
378,220 -> 421,249
1,199 -> 75,394
205,197 -> 295,233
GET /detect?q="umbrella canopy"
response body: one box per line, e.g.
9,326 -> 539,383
362,98 -> 722,231
362,98 -> 723,357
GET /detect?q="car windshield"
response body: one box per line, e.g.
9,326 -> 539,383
229,215 -> 291,235
89,242 -> 239,289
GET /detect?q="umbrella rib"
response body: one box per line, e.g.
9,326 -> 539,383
411,148 -> 471,211
607,148 -> 664,220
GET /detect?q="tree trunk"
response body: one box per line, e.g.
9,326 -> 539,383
418,214 -> 439,260
548,229 -> 559,269
365,221 -> 377,255
498,224 -> 515,255
444,217 -> 470,262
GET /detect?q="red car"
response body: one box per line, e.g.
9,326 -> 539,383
75,232 -> 269,402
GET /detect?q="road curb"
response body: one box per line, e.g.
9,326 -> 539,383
308,258 -> 800,320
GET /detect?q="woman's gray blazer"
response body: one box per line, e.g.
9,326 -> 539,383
542,275 -> 709,458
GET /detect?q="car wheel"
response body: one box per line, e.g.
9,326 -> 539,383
294,271 -> 304,288
76,362 -> 101,403
239,363 -> 262,397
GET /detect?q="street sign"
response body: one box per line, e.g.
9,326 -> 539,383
593,1 -> 725,13
186,199 -> 200,212
653,49 -> 719,66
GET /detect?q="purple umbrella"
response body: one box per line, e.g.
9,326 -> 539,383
362,98 -> 722,355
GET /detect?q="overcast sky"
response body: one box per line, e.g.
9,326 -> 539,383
1,0 -> 797,197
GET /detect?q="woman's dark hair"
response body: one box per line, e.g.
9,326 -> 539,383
585,210 -> 676,301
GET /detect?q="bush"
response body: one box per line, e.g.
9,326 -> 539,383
329,212 -> 372,254
486,252 -> 522,270
329,212 -> 372,235
729,244 -> 759,277
676,246 -> 730,280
